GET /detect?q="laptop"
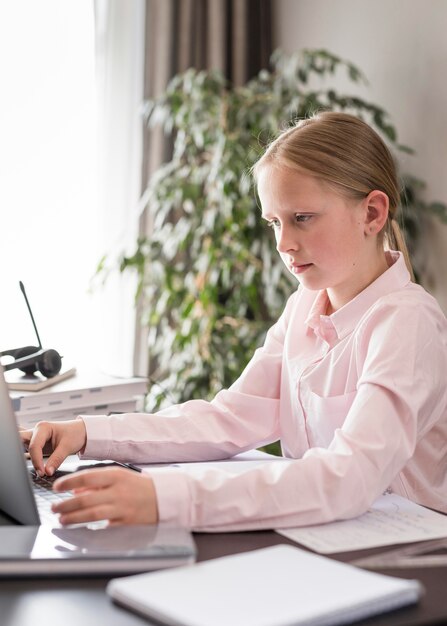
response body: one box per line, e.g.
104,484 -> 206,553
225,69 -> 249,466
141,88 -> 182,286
0,364 -> 196,575
0,362 -> 55,525
0,361 -> 145,526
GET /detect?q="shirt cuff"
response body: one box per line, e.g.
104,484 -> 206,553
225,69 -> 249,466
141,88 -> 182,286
149,468 -> 192,527
78,415 -> 114,459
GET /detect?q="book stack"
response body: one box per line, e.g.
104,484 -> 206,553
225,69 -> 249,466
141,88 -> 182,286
9,371 -> 148,428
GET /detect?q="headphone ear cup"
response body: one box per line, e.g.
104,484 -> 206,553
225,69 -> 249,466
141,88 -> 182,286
13,346 -> 41,375
37,349 -> 62,378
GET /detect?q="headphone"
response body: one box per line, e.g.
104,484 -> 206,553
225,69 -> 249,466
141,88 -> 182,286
0,282 -> 63,379
0,346 -> 62,378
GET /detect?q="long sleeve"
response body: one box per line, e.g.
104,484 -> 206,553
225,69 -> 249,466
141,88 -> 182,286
80,252 -> 447,530
149,294 -> 447,530
80,291 -> 299,464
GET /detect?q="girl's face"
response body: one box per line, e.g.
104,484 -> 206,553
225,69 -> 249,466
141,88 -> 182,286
257,165 -> 388,312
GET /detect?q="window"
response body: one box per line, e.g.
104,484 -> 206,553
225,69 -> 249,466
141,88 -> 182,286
0,1 -> 144,376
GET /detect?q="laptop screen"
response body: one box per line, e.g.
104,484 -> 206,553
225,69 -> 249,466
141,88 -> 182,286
0,364 -> 40,525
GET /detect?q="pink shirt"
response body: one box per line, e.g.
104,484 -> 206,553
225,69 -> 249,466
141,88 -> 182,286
81,251 -> 447,531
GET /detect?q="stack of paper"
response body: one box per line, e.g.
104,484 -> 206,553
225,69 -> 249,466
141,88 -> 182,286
107,544 -> 422,626
276,493 -> 447,554
9,370 -> 147,428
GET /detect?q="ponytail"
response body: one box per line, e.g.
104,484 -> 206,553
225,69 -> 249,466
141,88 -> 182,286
386,218 -> 415,282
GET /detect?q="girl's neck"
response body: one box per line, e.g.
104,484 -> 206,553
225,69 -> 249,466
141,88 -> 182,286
327,250 -> 390,314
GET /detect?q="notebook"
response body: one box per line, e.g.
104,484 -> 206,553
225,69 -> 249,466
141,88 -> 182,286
0,364 -> 196,575
107,545 -> 423,626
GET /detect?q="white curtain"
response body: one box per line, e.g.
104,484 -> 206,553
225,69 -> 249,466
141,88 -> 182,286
92,0 -> 146,377
0,0 -> 146,379
0,2 -> 98,364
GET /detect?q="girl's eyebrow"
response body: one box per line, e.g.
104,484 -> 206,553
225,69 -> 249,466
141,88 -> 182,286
262,209 -> 316,219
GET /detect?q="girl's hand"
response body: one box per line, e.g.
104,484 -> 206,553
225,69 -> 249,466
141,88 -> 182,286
20,419 -> 87,477
51,467 -> 159,526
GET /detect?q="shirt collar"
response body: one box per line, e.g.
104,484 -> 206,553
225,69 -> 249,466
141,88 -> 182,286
305,251 -> 411,347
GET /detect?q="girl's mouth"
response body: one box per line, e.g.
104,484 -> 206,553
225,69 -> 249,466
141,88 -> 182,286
290,263 -> 313,275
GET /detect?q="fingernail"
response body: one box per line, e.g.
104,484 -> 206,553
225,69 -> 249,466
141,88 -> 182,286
47,466 -> 54,476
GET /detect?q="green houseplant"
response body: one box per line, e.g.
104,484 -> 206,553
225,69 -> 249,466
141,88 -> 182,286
103,50 -> 447,427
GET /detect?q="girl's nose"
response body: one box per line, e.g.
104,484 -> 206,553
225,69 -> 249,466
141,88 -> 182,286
276,226 -> 298,254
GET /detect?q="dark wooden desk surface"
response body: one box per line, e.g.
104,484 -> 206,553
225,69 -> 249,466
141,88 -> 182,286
0,525 -> 446,626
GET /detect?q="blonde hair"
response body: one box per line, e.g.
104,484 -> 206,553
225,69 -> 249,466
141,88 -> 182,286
254,112 -> 414,280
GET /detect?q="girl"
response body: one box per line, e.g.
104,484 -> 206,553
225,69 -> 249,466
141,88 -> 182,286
23,112 -> 447,530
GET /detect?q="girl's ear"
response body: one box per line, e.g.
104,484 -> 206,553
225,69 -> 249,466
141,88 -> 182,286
364,190 -> 389,236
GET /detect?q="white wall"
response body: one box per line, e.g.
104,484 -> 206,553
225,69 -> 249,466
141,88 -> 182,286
274,0 -> 447,311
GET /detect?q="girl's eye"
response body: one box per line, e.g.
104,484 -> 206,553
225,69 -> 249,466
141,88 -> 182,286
266,215 -> 312,229
267,220 -> 280,230
295,214 -> 312,223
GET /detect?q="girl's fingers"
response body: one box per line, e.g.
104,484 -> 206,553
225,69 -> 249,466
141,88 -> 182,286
52,488 -> 111,515
53,467 -> 122,492
52,468 -> 130,525
27,423 -> 53,475
58,504 -> 116,526
19,430 -> 33,460
52,485 -> 118,525
44,445 -> 70,476
51,467 -> 158,526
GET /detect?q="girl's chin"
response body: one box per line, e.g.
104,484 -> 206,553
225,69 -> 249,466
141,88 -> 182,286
289,269 -> 327,291
287,263 -> 316,282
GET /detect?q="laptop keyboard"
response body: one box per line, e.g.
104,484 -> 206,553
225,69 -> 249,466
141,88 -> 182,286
30,470 -> 72,523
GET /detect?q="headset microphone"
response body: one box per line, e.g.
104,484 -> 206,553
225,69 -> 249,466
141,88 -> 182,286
0,282 -> 63,378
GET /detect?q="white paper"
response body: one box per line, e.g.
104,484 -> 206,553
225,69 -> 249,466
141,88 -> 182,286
276,493 -> 447,554
139,450 -> 292,475
174,449 -> 292,475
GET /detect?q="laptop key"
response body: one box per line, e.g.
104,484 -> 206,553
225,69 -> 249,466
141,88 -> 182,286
30,471 -> 73,505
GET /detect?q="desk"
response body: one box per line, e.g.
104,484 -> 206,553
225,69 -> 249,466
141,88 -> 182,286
0,523 -> 446,626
